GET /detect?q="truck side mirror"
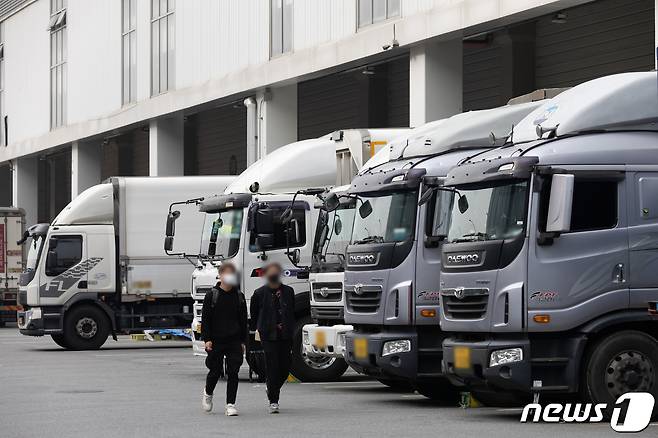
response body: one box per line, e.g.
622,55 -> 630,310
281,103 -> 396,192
324,193 -> 340,212
48,237 -> 58,249
164,236 -> 175,252
546,174 -> 574,233
290,218 -> 301,244
458,195 -> 469,214
359,200 -> 373,219
45,249 -> 58,276
166,210 -> 181,237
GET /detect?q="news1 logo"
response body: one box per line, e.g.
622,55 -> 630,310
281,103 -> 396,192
521,392 -> 655,433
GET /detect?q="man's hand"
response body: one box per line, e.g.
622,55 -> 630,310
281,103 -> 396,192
204,341 -> 213,351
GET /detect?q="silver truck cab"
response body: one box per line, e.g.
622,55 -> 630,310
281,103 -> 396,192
341,99 -> 547,398
439,72 -> 658,407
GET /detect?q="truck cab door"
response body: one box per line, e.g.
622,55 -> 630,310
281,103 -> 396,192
39,232 -> 88,306
243,202 -> 312,296
627,171 -> 658,308
527,172 -> 629,332
414,189 -> 451,326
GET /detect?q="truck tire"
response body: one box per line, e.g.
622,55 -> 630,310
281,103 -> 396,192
470,389 -> 529,407
377,378 -> 414,392
583,330 -> 658,418
62,305 -> 110,351
51,333 -> 71,349
289,315 -> 349,382
414,379 -> 461,404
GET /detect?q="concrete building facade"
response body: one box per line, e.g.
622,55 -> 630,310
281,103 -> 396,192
0,0 -> 655,226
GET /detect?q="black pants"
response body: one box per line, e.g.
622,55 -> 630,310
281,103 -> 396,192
205,341 -> 243,404
262,339 -> 293,403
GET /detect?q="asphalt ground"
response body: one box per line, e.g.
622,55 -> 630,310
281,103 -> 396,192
0,327 -> 655,438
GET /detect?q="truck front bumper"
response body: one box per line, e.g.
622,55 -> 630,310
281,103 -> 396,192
442,337 -> 531,392
17,307 -> 47,336
302,324 -> 353,358
345,328 -> 419,380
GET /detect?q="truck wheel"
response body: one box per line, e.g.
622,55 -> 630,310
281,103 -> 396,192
51,333 -> 71,349
583,330 -> 658,417
290,315 -> 349,382
377,378 -> 414,392
470,389 -> 529,407
63,305 -> 110,351
414,379 -> 461,404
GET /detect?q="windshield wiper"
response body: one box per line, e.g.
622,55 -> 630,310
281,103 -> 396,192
353,235 -> 384,245
453,232 -> 489,243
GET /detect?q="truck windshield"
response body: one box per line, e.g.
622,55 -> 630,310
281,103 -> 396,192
351,190 -> 418,245
25,236 -> 44,271
446,180 -> 529,243
200,209 -> 243,259
315,205 -> 356,264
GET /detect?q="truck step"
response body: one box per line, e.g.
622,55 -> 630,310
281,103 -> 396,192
530,357 -> 570,365
535,385 -> 570,392
416,372 -> 444,378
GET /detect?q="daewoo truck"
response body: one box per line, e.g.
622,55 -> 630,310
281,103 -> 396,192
439,72 -> 658,409
0,208 -> 25,326
17,176 -> 234,350
301,127 -> 447,374
166,129 -> 407,381
340,97 -> 556,400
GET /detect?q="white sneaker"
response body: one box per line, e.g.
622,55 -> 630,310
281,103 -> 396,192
225,404 -> 238,416
269,402 -> 280,414
202,390 -> 213,412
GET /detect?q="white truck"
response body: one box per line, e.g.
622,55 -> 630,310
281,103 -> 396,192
17,176 -> 234,350
0,207 -> 25,326
166,129 -> 407,381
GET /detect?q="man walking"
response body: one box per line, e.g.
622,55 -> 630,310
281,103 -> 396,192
250,262 -> 295,414
201,262 -> 247,416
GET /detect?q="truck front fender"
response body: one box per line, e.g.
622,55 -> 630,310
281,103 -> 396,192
62,293 -> 117,333
579,310 -> 655,334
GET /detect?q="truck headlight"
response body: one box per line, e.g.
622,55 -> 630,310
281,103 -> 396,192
490,348 -> 523,367
302,330 -> 310,345
382,339 -> 411,357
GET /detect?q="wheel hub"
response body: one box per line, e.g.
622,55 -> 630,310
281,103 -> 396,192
300,345 -> 336,370
605,351 -> 654,397
75,317 -> 98,339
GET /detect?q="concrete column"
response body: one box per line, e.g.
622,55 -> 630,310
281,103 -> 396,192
71,141 -> 102,198
409,39 -> 463,127
500,23 -> 536,103
149,114 -> 184,176
256,84 -> 297,158
12,156 -> 38,226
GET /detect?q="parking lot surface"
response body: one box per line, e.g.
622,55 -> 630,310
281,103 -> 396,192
0,328 -> 653,438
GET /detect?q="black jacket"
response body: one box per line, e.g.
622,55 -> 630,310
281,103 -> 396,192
250,284 -> 296,341
201,284 -> 248,344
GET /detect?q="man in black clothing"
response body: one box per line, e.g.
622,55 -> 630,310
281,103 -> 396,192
201,262 -> 247,416
250,262 -> 296,414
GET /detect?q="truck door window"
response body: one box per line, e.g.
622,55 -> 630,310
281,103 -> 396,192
45,236 -> 82,276
427,190 -> 453,238
249,207 -> 306,251
570,180 -> 618,231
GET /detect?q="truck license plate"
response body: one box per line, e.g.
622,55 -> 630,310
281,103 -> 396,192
314,331 -> 326,349
354,338 -> 368,359
454,346 -> 471,369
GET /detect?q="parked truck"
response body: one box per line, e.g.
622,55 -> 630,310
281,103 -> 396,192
166,129 -> 407,381
0,208 -> 25,326
17,176 -> 234,349
439,72 -> 658,408
339,97 -> 557,399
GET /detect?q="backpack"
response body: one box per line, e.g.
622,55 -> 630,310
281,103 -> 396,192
210,287 -> 246,308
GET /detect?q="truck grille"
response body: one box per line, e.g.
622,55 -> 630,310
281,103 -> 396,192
312,282 -> 343,302
345,284 -> 382,313
311,306 -> 344,321
441,288 -> 489,319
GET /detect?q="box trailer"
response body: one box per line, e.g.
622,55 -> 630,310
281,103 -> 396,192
0,208 -> 25,326
17,176 -> 234,349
